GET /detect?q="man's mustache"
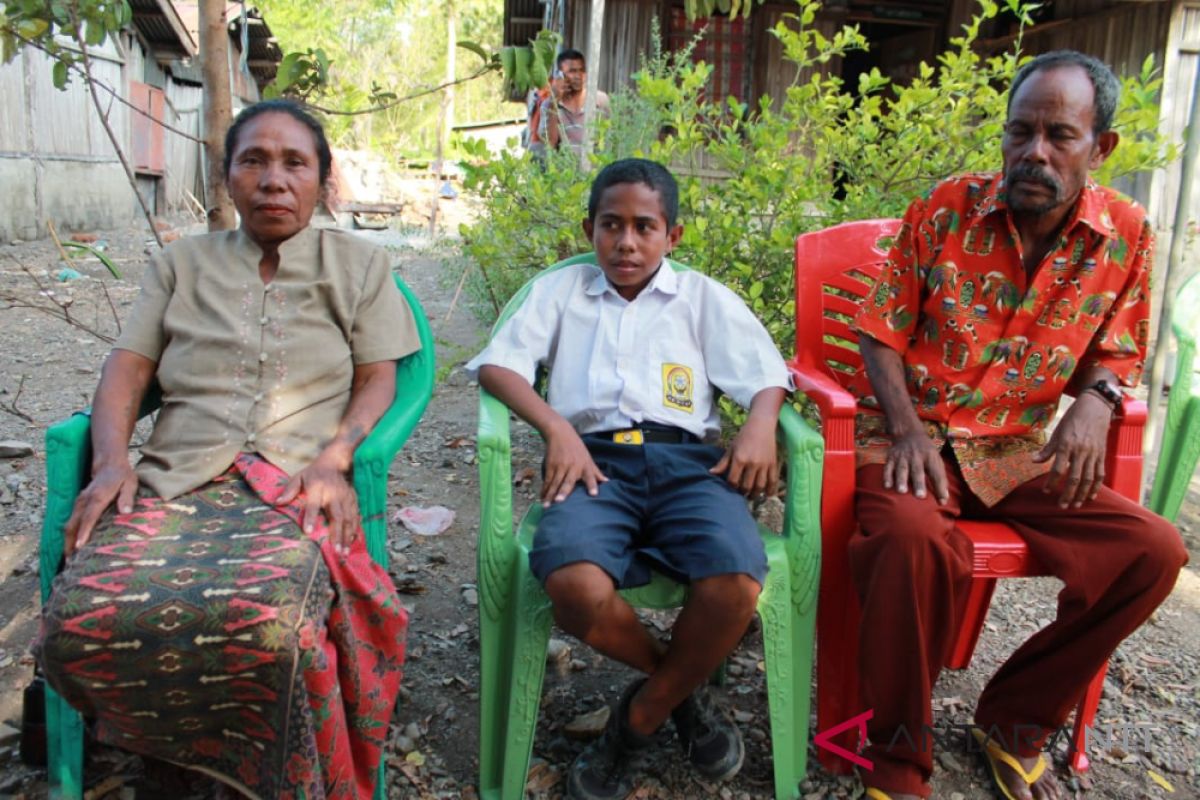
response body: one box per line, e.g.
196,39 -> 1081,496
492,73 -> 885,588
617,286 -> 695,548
1007,163 -> 1062,193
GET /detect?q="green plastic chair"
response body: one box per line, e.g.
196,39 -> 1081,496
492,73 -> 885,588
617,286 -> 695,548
1149,270 -> 1200,522
475,254 -> 824,800
38,274 -> 435,800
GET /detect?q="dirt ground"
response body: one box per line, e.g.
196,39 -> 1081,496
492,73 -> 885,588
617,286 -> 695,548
0,212 -> 1198,800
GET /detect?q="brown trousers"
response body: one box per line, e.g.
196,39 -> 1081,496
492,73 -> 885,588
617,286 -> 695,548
851,455 -> 1187,797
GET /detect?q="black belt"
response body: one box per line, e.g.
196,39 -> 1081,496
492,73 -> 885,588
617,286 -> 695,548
588,425 -> 698,445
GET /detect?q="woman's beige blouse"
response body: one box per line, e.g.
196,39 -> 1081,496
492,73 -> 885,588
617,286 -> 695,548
114,226 -> 420,500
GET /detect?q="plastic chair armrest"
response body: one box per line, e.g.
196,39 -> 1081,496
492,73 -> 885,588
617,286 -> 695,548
477,390 -> 514,510
41,413 -> 93,602
1104,394 -> 1145,500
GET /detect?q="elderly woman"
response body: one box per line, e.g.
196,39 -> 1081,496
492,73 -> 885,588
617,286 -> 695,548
35,100 -> 417,800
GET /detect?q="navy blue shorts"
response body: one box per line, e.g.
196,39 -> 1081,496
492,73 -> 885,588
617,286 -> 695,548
528,435 -> 768,589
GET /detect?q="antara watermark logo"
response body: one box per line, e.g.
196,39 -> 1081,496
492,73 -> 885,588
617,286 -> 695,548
814,710 -> 1160,771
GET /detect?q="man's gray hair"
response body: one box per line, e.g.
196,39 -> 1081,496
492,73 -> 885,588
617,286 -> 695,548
1008,50 -> 1121,134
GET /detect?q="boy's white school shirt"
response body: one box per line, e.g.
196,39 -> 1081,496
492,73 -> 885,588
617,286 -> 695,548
465,259 -> 791,443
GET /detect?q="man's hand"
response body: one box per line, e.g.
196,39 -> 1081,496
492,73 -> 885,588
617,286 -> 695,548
542,418 -> 607,506
884,429 -> 950,504
1033,391 -> 1113,508
63,461 -> 139,557
711,414 -> 778,498
279,455 -> 360,556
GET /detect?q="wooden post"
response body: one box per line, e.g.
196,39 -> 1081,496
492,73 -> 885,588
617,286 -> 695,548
199,0 -> 236,230
1145,61 -> 1200,465
581,0 -> 605,168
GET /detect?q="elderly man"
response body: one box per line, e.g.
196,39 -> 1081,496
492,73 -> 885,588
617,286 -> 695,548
849,50 -> 1188,800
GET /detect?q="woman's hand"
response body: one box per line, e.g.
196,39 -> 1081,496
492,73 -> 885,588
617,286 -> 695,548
279,455 -> 360,556
64,461 -> 139,557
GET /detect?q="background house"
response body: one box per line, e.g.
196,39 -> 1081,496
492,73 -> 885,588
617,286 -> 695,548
0,0 -> 282,243
504,0 -> 1199,230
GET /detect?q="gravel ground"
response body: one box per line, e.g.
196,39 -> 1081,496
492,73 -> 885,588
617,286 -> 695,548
0,216 -> 1196,799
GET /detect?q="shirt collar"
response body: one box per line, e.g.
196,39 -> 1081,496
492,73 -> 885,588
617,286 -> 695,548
974,172 -> 1119,239
585,257 -> 679,298
233,224 -> 318,271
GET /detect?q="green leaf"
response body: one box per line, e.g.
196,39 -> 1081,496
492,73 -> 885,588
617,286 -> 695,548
15,18 -> 50,40
457,40 -> 490,63
51,59 -> 68,89
84,20 -> 106,47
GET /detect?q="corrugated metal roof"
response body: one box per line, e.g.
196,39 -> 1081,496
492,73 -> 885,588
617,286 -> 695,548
130,0 -> 197,57
228,6 -> 283,91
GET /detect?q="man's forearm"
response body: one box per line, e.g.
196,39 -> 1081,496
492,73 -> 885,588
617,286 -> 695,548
859,334 -> 924,437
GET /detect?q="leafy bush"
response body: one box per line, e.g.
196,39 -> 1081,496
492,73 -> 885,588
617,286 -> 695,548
460,0 -> 1176,355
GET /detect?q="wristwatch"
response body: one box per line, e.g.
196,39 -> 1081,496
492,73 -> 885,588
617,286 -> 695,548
1086,380 -> 1123,411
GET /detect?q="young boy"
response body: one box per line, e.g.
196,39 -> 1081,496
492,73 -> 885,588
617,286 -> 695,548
466,158 -> 790,800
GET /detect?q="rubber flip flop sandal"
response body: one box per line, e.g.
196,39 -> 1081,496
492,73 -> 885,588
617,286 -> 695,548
972,727 -> 1048,800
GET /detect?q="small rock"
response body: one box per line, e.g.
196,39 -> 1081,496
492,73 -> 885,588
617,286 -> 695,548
0,722 -> 18,746
732,709 -> 754,724
396,735 -> 415,753
569,658 -> 588,671
937,750 -> 963,772
0,485 -> 14,505
564,706 -> 611,739
547,639 -> 571,662
950,793 -> 966,800
0,441 -> 32,459
403,722 -> 422,741
462,588 -> 478,606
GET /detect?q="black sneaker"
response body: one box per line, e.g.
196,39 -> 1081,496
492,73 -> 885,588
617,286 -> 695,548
567,680 -> 655,800
671,687 -> 745,781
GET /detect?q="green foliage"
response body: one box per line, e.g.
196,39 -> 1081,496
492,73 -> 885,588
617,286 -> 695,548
461,0 -> 1177,355
2,0 -> 131,87
259,0 -> 512,157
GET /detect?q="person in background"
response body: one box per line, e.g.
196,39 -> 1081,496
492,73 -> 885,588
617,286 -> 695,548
542,48 -> 610,155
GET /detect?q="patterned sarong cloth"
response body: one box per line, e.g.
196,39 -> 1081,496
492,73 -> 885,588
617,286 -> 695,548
36,454 -> 408,800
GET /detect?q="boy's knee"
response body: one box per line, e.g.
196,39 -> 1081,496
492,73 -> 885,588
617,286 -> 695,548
689,573 -> 760,621
544,562 -> 618,636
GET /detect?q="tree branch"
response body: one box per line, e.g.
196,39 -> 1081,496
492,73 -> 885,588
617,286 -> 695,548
303,65 -> 496,117
69,4 -> 164,248
9,29 -> 204,144
0,375 -> 34,424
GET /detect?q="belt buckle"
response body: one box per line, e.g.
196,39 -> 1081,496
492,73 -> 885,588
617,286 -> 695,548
612,429 -> 644,445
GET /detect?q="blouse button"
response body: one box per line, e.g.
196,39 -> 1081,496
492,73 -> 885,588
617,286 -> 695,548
246,433 -> 257,444
258,352 -> 268,363
260,316 -> 269,325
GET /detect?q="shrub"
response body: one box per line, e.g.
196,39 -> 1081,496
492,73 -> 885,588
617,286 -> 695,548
460,0 -> 1176,356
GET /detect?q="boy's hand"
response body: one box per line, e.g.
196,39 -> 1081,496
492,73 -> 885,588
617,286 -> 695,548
542,419 -> 608,507
711,414 -> 779,498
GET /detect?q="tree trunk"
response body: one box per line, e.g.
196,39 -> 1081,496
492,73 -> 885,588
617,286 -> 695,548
199,0 -> 236,230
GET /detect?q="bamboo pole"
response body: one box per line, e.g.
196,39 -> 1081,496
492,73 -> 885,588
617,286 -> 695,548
1145,60 -> 1200,475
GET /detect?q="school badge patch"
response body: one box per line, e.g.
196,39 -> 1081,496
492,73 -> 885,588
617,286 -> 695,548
662,363 -> 694,412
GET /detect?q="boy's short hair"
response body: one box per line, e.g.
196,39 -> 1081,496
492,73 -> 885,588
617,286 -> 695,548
557,49 -> 586,69
588,158 -> 680,228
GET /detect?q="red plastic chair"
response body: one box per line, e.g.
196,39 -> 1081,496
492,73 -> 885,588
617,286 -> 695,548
790,219 -> 1146,775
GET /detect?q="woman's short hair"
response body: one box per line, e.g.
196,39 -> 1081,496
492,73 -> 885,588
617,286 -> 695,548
223,100 -> 333,186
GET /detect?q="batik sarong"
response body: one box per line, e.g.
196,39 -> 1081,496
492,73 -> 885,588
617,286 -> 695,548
36,454 -> 408,800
